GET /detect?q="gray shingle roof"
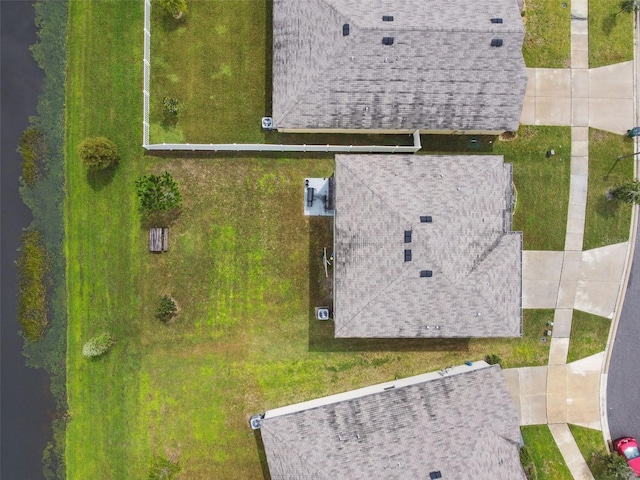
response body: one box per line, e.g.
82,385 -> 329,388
334,154 -> 522,338
272,0 -> 527,132
259,363 -> 526,480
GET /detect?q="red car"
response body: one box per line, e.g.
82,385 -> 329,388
614,437 -> 640,476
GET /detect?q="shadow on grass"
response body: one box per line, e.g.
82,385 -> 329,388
86,165 -> 117,191
253,430 -> 272,480
139,208 -> 182,229
594,193 -> 621,219
419,134 -> 497,154
157,9 -> 187,33
602,13 -> 618,35
306,217 -> 470,353
144,149 -> 334,161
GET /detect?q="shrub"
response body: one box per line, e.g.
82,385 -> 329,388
591,451 -> 635,479
135,171 -> 182,212
17,231 -> 49,341
156,296 -> 177,323
77,137 -> 119,170
158,0 -> 187,19
82,333 -> 115,358
18,127 -> 46,187
610,181 -> 640,205
520,445 -> 537,480
484,353 -> 502,365
148,456 -> 180,480
162,97 -> 179,117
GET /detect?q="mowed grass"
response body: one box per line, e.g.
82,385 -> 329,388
589,0 -> 634,68
65,1 -> 148,479
494,126 -> 572,250
567,310 -> 611,363
67,3 -> 564,478
569,424 -> 609,475
521,425 -> 573,480
583,128 -> 634,250
523,0 -> 571,68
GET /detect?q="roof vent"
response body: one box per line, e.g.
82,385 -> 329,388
491,17 -> 503,23
420,270 -> 433,278
404,230 -> 412,243
382,15 -> 394,21
429,471 -> 442,479
420,215 -> 433,223
491,39 -> 503,47
382,37 -> 394,45
404,249 -> 412,262
343,23 -> 350,36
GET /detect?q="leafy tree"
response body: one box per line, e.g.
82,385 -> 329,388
136,172 -> 183,212
610,181 -> 640,205
156,295 -> 177,323
620,0 -> 640,13
77,137 -> 119,170
148,456 -> 180,480
158,0 -> 187,19
591,451 -> 635,479
162,97 -> 179,117
82,333 -> 115,358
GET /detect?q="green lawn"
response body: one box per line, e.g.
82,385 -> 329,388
68,3 -> 564,478
493,126 -> 572,250
521,425 -> 574,480
589,0 -> 634,68
567,310 -> 611,363
583,128 -> 634,250
569,424 -> 608,475
523,0 -> 571,68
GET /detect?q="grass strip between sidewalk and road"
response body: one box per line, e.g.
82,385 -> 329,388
583,128 -> 634,251
589,0 -> 634,68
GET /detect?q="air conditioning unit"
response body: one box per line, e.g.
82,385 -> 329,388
249,414 -> 264,430
261,117 -> 274,131
316,307 -> 330,320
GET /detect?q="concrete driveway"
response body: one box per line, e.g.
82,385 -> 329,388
521,63 -> 634,134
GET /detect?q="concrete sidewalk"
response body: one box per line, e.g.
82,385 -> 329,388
511,0 -> 636,477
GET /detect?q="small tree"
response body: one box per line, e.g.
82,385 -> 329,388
135,172 -> 182,212
620,0 -> 640,14
162,97 -> 179,117
77,137 -> 119,170
591,451 -> 635,479
158,0 -> 187,19
82,333 -> 115,358
610,181 -> 640,205
156,296 -> 177,323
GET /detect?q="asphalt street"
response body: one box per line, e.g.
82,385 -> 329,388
607,216 -> 640,441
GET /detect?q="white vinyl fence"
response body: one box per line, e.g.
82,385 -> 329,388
141,0 -> 421,153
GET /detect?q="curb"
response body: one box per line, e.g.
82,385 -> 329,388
600,9 -> 640,449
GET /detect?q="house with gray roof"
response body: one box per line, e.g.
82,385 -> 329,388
252,362 -> 526,480
272,0 -> 527,134
333,154 -> 522,338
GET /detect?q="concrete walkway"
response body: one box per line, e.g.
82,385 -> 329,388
508,0 -> 636,477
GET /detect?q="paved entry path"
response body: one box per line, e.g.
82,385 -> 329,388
507,0 -> 638,478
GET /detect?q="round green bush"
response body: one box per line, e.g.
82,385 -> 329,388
77,137 -> 119,170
